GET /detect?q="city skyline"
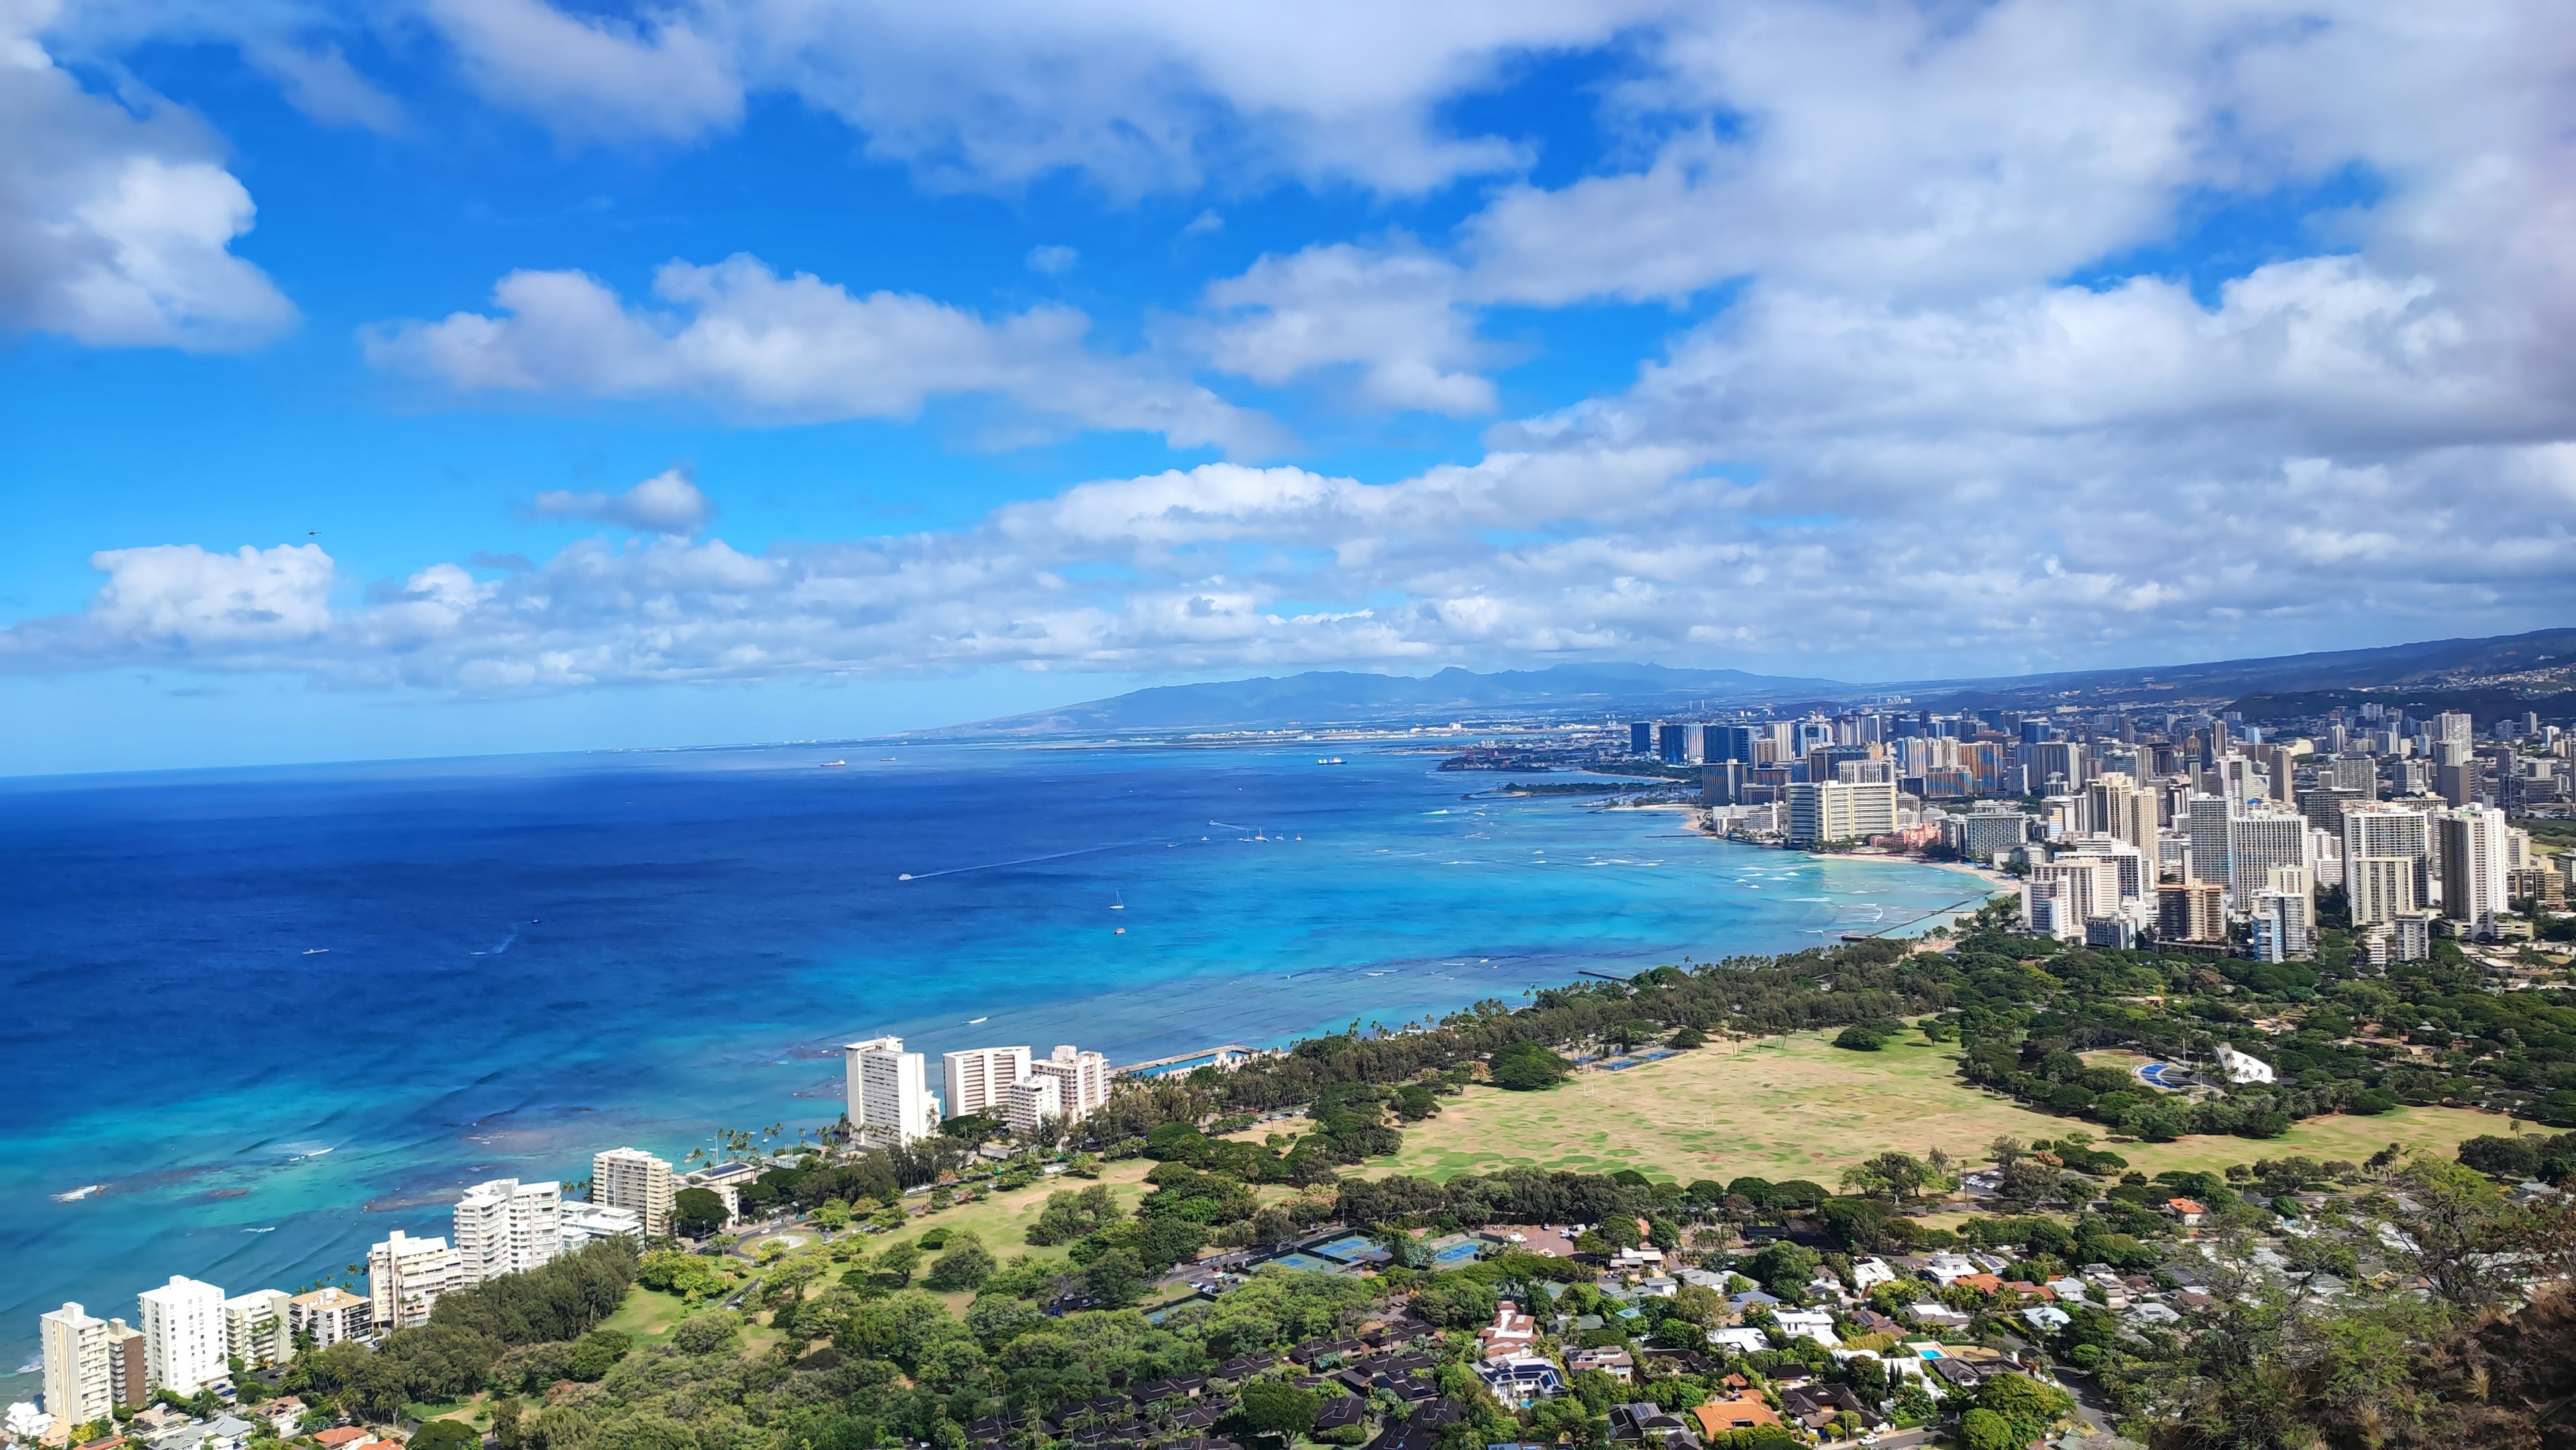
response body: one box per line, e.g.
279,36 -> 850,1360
5,3 -> 2574,773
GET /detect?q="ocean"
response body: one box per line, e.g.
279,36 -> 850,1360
0,740 -> 1980,1391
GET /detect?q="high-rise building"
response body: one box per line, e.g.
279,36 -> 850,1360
2328,755 -> 2379,795
2182,793 -> 2231,885
591,1148 -> 676,1238
40,1304 -> 144,1429
2436,711 -> 2474,748
287,1288 -> 372,1348
846,1035 -> 938,1146
1783,781 -> 1897,846
2347,855 -> 2420,927
1657,722 -> 1703,765
1701,759 -> 1750,805
2081,773 -> 2159,856
1629,721 -> 1654,757
2029,856 -> 2122,932
1945,808 -> 2028,863
999,1074 -> 1063,1134
1708,724 -> 1760,764
2155,882 -> 2225,942
453,1178 -> 563,1286
1027,1045 -> 1112,1121
2226,806 -> 2312,908
2265,744 -> 2298,803
2437,805 -> 2512,937
943,1046 -> 1034,1121
221,1290 -> 291,1370
136,1276 -> 227,1394
368,1229 -> 461,1330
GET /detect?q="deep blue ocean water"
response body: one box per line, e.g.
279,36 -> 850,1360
0,740 -> 1979,1390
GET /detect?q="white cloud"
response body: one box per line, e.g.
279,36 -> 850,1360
0,5 -> 295,349
405,0 -> 1668,194
533,469 -> 716,536
1201,238 -> 1496,416
423,0 -> 741,144
1025,244 -> 1077,274
83,543 -> 336,648
363,254 -> 1281,454
241,39 -> 406,133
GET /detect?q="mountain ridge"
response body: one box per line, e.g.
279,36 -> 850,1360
930,628 -> 2576,736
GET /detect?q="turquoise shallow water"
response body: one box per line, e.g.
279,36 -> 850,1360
0,740 -> 1978,1392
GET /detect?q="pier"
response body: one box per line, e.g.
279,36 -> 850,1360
1114,1044 -> 1256,1077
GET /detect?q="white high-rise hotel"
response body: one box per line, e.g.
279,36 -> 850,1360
846,1035 -> 939,1146
853,1035 -> 1110,1141
453,1178 -> 562,1285
943,1046 -> 1032,1120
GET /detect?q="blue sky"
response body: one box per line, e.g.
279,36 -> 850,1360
3,1 -> 2573,773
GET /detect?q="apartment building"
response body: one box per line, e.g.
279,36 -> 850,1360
222,1290 -> 292,1370
136,1276 -> 227,1394
286,1287 -> 371,1348
368,1229 -> 461,1330
453,1178 -> 562,1286
591,1148 -> 676,1237
1027,1045 -> 1112,1121
40,1303 -> 144,1428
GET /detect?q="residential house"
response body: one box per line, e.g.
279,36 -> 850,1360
1566,1347 -> 1634,1382
1607,1403 -> 1697,1446
1773,1309 -> 1839,1347
1474,1354 -> 1563,1408
1850,1258 -> 1896,1291
2165,1198 -> 2205,1227
1780,1384 -> 1880,1435
1907,1302 -> 1972,1331
1690,1396 -> 1781,1439
2021,1306 -> 2072,1333
1475,1301 -> 1538,1359
1707,1327 -> 1770,1355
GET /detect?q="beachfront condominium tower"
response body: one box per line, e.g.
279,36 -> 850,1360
591,1147 -> 677,1237
40,1303 -> 144,1428
136,1276 -> 226,1394
846,1035 -> 937,1145
221,1290 -> 291,1370
943,1046 -> 1033,1120
368,1229 -> 462,1329
286,1287 -> 371,1347
1000,1074 -> 1063,1134
1029,1046 -> 1112,1121
1782,780 -> 1897,847
452,1178 -> 563,1286
2226,805 -> 2312,908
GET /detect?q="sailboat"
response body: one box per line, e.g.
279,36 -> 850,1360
1110,890 -> 1125,910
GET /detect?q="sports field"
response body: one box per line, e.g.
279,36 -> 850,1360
1365,1029 -> 2502,1184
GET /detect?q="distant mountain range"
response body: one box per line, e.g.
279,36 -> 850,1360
935,628 -> 2576,736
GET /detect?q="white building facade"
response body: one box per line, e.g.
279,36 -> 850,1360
942,1046 -> 1033,1121
453,1178 -> 563,1286
136,1276 -> 227,1395
368,1229 -> 461,1329
591,1148 -> 676,1237
846,1035 -> 938,1146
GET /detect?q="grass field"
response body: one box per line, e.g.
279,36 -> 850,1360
600,1284 -> 694,1343
1366,1029 -> 2503,1186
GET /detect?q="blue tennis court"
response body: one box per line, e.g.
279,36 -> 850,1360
1422,1235 -> 1484,1266
1310,1235 -> 1380,1262
1265,1252 -> 1336,1272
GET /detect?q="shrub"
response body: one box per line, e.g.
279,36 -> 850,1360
1489,1042 -> 1573,1091
1833,1025 -> 1889,1052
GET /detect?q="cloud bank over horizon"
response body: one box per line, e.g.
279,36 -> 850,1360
5,0 -> 2574,717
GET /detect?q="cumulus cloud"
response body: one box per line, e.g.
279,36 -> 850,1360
1025,244 -> 1077,274
395,0 -> 1666,194
532,469 -> 715,536
1201,238 -> 1496,415
363,254 -> 1280,454
0,5 -> 296,349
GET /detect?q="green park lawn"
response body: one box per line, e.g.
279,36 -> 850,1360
1366,1027 -> 2502,1186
